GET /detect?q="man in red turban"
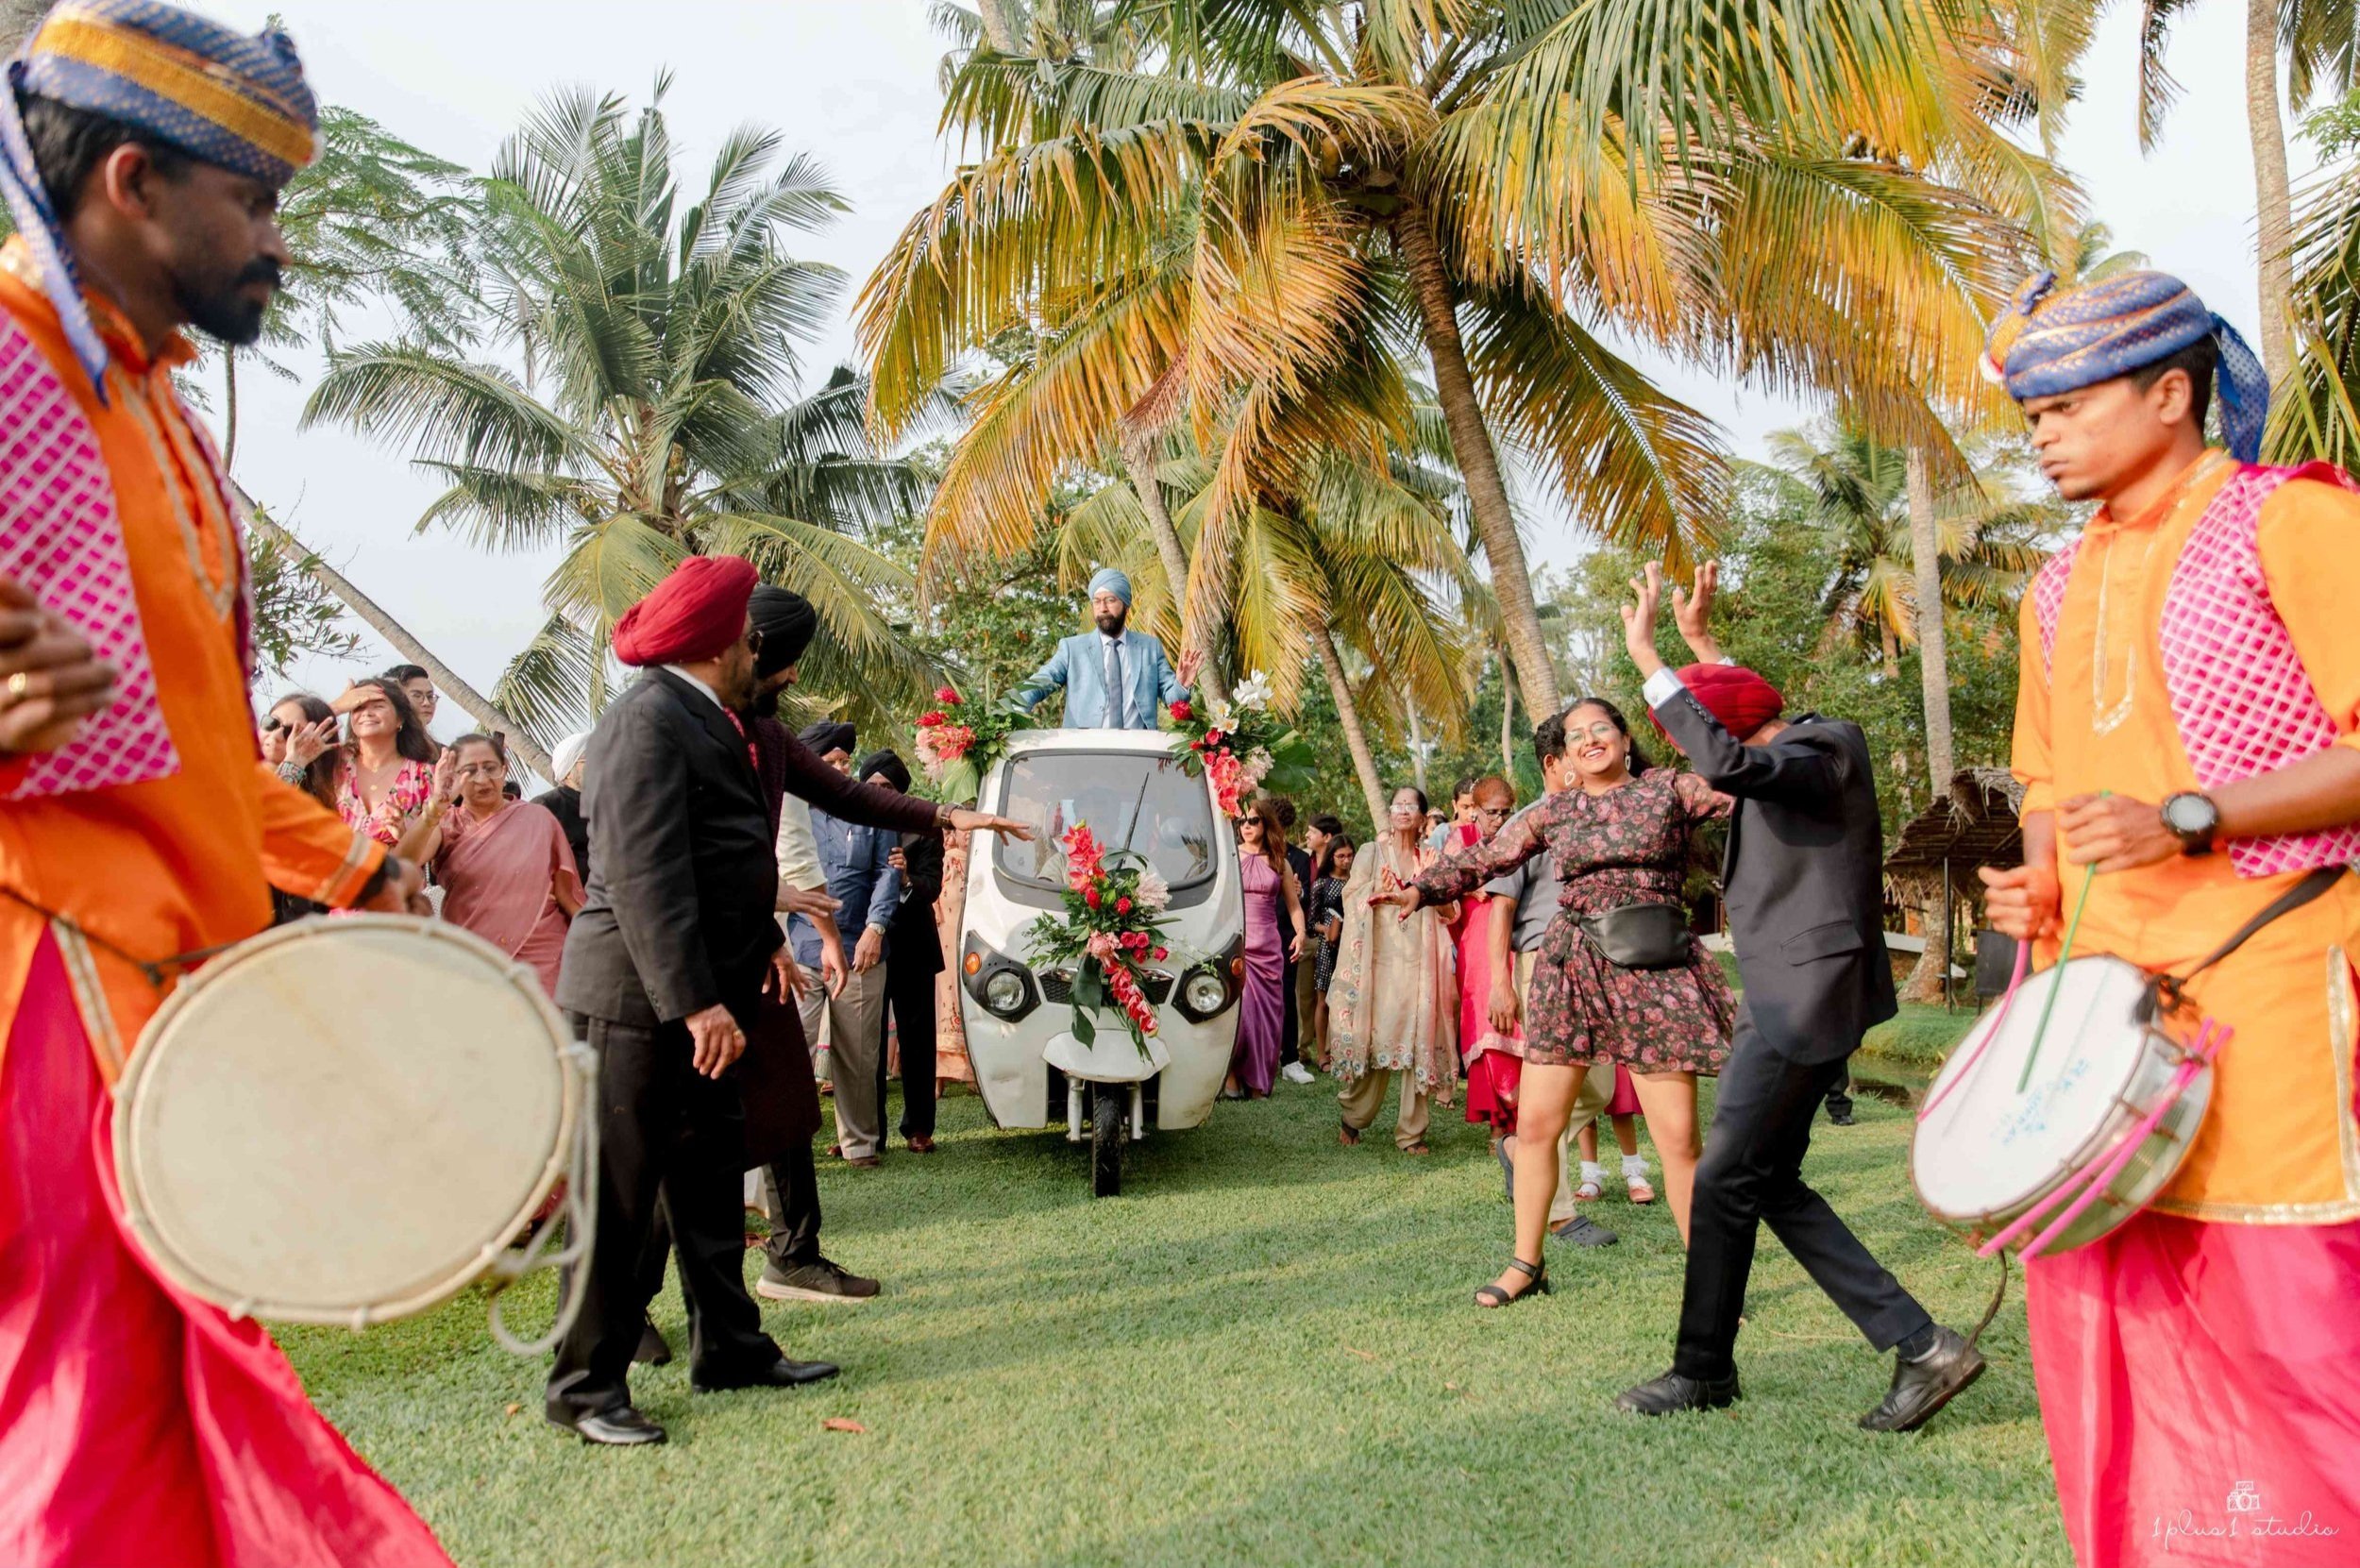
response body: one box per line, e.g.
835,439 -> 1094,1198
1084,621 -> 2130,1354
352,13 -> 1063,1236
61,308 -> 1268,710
1612,563 -> 1983,1437
1664,662 -> 1784,743
613,554 -> 761,670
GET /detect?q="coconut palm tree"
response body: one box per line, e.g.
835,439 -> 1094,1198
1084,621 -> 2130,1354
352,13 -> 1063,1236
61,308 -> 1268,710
303,82 -> 936,749
861,1 -> 2030,724
1753,426 -> 2050,673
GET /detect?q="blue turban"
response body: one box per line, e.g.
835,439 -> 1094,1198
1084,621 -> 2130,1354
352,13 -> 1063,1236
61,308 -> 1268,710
1087,567 -> 1133,606
0,0 -> 320,395
1982,270 -> 2269,464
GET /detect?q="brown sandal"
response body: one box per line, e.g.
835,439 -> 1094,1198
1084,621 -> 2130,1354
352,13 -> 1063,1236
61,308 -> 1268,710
1339,1121 -> 1362,1146
1400,1141 -> 1431,1156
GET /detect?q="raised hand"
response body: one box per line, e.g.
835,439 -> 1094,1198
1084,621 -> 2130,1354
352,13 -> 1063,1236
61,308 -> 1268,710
286,716 -> 338,768
1671,561 -> 1726,664
1620,564 -> 1668,679
1176,645 -> 1205,687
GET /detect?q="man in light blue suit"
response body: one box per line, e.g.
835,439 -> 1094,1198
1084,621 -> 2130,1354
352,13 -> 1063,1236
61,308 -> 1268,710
1015,567 -> 1203,729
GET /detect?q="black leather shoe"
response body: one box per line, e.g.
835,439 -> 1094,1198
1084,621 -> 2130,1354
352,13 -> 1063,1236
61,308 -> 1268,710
1614,1369 -> 1741,1416
634,1319 -> 673,1366
692,1357 -> 841,1392
548,1405 -> 666,1446
1862,1326 -> 1984,1432
1549,1214 -> 1620,1247
1827,1106 -> 1858,1126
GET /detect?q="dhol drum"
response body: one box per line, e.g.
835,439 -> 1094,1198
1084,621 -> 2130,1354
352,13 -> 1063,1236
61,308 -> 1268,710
1911,953 -> 2218,1258
112,914 -> 596,1351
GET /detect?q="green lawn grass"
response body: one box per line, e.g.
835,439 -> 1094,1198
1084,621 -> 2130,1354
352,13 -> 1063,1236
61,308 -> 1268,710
284,1074 -> 2065,1568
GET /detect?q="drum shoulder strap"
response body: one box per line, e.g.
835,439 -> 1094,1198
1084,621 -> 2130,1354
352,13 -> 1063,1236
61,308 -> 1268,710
2153,865 -> 2349,1011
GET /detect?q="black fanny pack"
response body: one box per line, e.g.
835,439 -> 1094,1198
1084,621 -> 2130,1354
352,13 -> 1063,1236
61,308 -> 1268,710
1576,902 -> 1694,970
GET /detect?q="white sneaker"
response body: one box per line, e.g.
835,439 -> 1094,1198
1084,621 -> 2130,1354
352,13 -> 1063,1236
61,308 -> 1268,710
1282,1062 -> 1316,1085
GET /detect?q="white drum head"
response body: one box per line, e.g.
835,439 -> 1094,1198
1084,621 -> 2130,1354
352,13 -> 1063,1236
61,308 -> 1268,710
1913,955 -> 2161,1224
115,915 -> 576,1325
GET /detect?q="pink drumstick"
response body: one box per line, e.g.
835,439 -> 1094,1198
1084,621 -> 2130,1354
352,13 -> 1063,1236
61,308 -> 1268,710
1917,939 -> 2031,1123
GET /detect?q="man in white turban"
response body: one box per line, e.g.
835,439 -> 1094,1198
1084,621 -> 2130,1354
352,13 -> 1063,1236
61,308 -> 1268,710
1014,566 -> 1202,730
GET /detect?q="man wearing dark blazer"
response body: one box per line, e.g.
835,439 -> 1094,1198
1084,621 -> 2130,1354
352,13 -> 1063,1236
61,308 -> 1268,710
1613,564 -> 1982,1433
547,556 -> 834,1446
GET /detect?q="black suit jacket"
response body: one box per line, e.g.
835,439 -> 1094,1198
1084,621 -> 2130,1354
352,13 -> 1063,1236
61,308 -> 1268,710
557,668 -> 782,1029
1651,687 -> 1896,1064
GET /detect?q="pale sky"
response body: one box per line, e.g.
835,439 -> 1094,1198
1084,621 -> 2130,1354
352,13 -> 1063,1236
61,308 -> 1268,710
208,0 -> 2307,730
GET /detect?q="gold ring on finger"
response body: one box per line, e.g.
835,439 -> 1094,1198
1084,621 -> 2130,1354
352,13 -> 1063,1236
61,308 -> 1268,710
4,671 -> 26,701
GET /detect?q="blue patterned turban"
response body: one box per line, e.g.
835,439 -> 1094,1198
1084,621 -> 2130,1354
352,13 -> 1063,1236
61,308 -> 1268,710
1982,270 -> 2269,464
0,0 -> 319,394
1087,566 -> 1133,606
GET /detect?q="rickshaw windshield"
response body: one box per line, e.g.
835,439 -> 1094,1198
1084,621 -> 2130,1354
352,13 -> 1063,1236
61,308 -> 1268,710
994,750 -> 1217,895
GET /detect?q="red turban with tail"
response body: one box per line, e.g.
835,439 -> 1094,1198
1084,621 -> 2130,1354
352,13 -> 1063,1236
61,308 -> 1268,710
613,555 -> 759,666
1651,663 -> 1785,743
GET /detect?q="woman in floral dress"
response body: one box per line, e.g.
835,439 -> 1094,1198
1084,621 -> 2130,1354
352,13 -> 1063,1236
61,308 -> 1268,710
1372,699 -> 1731,1306
331,677 -> 438,850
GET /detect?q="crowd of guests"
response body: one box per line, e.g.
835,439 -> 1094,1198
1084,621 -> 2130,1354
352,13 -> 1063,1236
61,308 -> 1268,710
257,663 -> 967,1190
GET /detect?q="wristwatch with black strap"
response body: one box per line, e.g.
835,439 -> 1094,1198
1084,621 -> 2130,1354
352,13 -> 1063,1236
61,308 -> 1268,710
2159,792 -> 2221,856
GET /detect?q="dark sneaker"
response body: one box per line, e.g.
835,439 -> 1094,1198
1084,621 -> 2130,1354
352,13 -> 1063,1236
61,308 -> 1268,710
756,1256 -> 880,1304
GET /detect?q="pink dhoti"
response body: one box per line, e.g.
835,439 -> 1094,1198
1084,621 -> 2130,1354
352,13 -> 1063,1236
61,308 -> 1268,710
2026,1209 -> 2360,1567
0,935 -> 450,1568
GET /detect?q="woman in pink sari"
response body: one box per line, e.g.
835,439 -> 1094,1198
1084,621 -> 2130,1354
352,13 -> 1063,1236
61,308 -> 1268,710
397,734 -> 582,995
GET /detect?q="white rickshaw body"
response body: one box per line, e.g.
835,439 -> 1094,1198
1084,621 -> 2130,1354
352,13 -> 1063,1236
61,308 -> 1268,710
954,729 -> 1242,1165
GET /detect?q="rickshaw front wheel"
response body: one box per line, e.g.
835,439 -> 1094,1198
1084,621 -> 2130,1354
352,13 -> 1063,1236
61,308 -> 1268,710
1089,1081 -> 1126,1198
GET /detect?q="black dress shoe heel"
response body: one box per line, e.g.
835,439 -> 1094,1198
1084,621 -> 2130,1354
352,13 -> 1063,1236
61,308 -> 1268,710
1613,1369 -> 1742,1416
1473,1256 -> 1548,1308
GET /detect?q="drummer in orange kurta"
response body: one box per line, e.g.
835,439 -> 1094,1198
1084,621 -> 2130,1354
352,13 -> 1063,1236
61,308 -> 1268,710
2008,449 -> 2360,1222
0,8 -> 447,1566
1982,270 -> 2360,1568
0,253 -> 388,1074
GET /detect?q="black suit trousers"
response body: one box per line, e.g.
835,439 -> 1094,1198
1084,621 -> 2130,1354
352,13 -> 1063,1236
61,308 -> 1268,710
548,1015 -> 780,1417
879,949 -> 938,1140
1673,1015 -> 1930,1380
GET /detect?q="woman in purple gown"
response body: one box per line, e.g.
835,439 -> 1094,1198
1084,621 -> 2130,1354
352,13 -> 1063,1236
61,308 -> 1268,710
1224,797 -> 1307,1099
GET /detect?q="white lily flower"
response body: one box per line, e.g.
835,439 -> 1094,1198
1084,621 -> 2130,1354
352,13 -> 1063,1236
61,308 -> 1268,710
1233,670 -> 1274,709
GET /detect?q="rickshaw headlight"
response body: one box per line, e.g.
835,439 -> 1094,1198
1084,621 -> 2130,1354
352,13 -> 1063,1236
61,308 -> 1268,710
983,969 -> 1029,1016
1181,970 -> 1228,1015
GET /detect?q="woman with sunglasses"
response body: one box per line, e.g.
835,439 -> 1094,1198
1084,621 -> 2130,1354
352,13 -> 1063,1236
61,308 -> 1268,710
1370,700 -> 1734,1306
396,733 -> 582,995
260,693 -> 346,923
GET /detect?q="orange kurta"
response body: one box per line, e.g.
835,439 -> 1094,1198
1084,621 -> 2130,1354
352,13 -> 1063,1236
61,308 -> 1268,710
0,246 -> 381,1084
2013,450 -> 2360,1222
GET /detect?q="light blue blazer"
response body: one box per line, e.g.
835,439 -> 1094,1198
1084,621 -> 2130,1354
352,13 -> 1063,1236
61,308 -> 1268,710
1016,629 -> 1187,729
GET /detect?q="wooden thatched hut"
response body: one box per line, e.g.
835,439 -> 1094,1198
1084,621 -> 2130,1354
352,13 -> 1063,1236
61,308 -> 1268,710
1882,767 -> 2026,1006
